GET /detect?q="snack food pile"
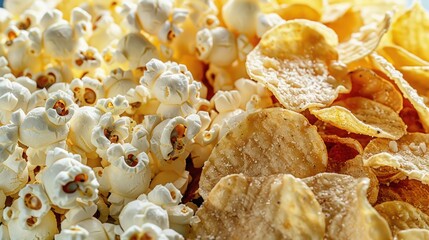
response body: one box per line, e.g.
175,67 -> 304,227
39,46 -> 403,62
0,0 -> 428,239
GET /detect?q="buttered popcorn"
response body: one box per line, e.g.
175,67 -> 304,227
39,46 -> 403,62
1,0 -> 425,239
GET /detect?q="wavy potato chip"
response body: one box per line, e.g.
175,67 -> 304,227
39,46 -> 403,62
337,11 -> 392,64
391,3 -> 429,62
199,108 -> 327,199
371,50 -> 429,132
395,229 -> 429,240
303,173 -> 392,240
246,19 -> 351,112
190,174 -> 325,239
380,45 -> 429,67
275,3 -> 321,21
377,179 -> 429,215
348,68 -> 403,112
363,133 -> 429,184
375,201 -> 429,236
311,97 -> 407,140
399,66 -> 429,101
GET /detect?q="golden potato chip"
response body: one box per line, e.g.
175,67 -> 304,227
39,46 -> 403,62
199,108 -> 327,199
363,133 -> 429,184
322,134 -> 363,172
377,179 -> 429,215
391,3 -> 429,62
315,120 -> 374,148
337,11 -> 392,64
399,66 -> 429,101
190,174 -> 325,239
380,45 -> 429,67
338,155 -> 379,205
375,201 -> 429,236
246,19 -> 351,112
311,97 -> 407,140
275,3 -> 321,21
395,229 -> 429,240
348,68 -> 403,112
303,173 -> 392,240
400,105 -> 426,133
323,3 -> 363,42
370,53 -> 429,132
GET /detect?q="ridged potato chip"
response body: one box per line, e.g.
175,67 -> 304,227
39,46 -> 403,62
303,173 -> 392,240
363,133 -> 429,184
395,229 -> 429,240
375,201 -> 429,236
311,97 -> 407,140
190,174 -> 325,239
391,3 -> 429,62
246,19 -> 351,112
337,11 -> 392,64
348,68 -> 403,112
377,179 -> 429,215
371,52 -> 429,132
199,108 -> 327,199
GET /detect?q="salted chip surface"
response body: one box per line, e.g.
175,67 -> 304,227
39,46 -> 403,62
303,173 -> 391,240
363,133 -> 429,184
337,11 -> 392,64
370,53 -> 429,132
310,97 -> 407,140
199,108 -> 327,199
190,174 -> 325,239
348,68 -> 403,113
246,19 -> 351,112
375,201 -> 429,236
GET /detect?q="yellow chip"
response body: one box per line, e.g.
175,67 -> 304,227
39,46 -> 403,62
303,173 -> 391,240
399,66 -> 429,102
362,133 -> 429,184
391,2 -> 429,62
395,229 -> 429,240
348,68 -> 403,112
377,179 -> 429,215
337,11 -> 392,64
323,4 -> 364,42
190,174 -> 325,239
380,45 -> 429,67
375,201 -> 429,236
275,4 -> 321,22
310,97 -> 407,140
246,19 -> 351,112
199,108 -> 327,199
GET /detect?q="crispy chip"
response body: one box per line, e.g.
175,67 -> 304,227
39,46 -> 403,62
338,155 -> 379,204
275,4 -> 321,21
190,174 -> 325,239
395,229 -> 429,240
337,11 -> 392,64
322,134 -> 363,172
246,19 -> 351,112
391,3 -> 429,62
399,66 -> 429,102
323,3 -> 363,42
380,45 -> 429,67
348,68 -> 403,112
375,201 -> 429,236
377,179 -> 429,215
363,133 -> 429,184
303,173 -> 391,240
199,108 -> 327,199
311,97 -> 407,140
370,53 -> 429,132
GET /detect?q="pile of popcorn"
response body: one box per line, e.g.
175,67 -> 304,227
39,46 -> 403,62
0,0 -> 276,239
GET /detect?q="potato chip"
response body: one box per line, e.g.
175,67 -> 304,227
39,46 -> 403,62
323,3 -> 363,42
315,120 -> 374,148
380,45 -> 429,67
322,134 -> 362,172
338,155 -> 379,204
310,97 -> 407,140
399,66 -> 429,100
375,201 -> 429,236
348,68 -> 403,112
199,108 -> 327,199
400,106 -> 426,133
246,19 -> 351,112
395,229 -> 429,240
363,133 -> 429,184
370,53 -> 429,132
190,174 -> 325,239
390,3 -> 429,62
377,179 -> 429,215
303,173 -> 392,240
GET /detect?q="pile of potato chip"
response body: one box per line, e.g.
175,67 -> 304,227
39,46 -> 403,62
190,1 -> 429,239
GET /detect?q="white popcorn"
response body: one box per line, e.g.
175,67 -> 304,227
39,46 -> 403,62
119,199 -> 169,231
43,21 -> 80,60
55,225 -> 89,240
107,192 -> 135,219
91,112 -> 130,154
102,143 -> 151,199
234,78 -> 273,110
157,8 -> 189,43
104,68 -> 138,98
6,30 -> 43,74
136,0 -> 173,36
72,47 -> 102,73
184,0 -> 219,29
0,77 -> 31,124
70,77 -> 105,106
17,184 -> 51,229
113,33 -> 159,69
256,13 -> 285,38
61,205 -> 109,240
165,204 -> 193,236
0,151 -> 28,196
0,57 -> 11,76
150,170 -> 190,194
42,148 -> 99,209
95,95 -> 129,116
222,0 -> 261,36
0,8 -> 12,33
0,224 -> 9,240
70,7 -> 92,40
89,13 -> 122,51
147,183 -> 182,208
45,91 -> 77,125
121,223 -> 183,240
125,85 -> 158,115
196,27 -> 237,67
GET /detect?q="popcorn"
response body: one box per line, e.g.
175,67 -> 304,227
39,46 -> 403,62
121,223 -> 184,240
71,47 -> 102,73
195,27 -> 237,67
119,198 -> 169,231
41,148 -> 99,209
0,77 -> 31,124
69,77 -> 105,106
55,225 -> 89,240
17,184 -> 51,229
147,183 -> 182,208
103,68 -> 137,98
256,13 -> 285,38
89,13 -> 122,51
91,112 -> 130,155
222,0 -> 261,36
